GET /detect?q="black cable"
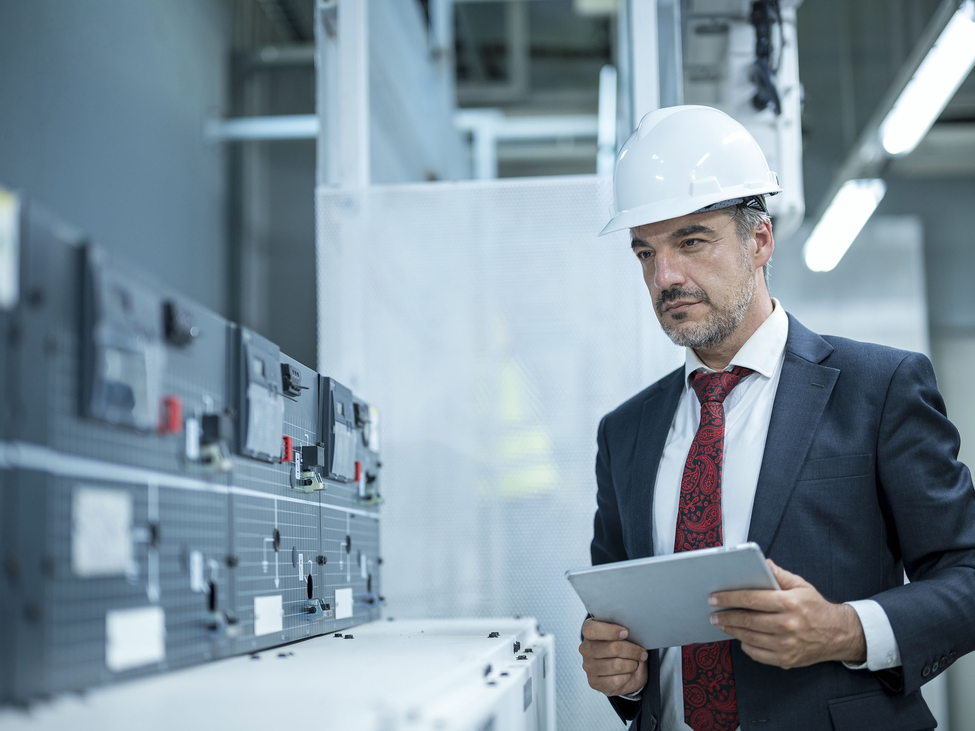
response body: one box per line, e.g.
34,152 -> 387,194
750,0 -> 783,115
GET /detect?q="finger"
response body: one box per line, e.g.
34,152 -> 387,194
588,639 -> 649,661
739,642 -> 787,668
767,559 -> 811,590
583,657 -> 641,677
614,661 -> 649,696
711,609 -> 781,633
739,641 -> 808,670
715,624 -> 781,651
583,618 -> 631,642
591,673 -> 636,695
710,589 -> 784,612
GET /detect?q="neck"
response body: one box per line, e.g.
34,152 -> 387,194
694,293 -> 774,370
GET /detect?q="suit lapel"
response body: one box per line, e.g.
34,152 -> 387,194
747,315 -> 839,553
630,367 -> 684,559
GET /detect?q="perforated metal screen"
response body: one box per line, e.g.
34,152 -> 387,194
316,175 -> 683,730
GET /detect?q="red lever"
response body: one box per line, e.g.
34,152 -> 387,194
282,435 -> 294,463
355,460 -> 363,482
159,396 -> 183,435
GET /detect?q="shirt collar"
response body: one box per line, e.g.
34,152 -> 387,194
683,298 -> 789,385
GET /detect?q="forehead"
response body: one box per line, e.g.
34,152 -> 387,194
629,210 -> 734,245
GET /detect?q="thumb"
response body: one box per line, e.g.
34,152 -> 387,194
767,558 -> 810,590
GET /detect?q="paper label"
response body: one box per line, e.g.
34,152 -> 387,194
334,587 -> 354,620
189,550 -> 205,593
106,606 -> 166,672
254,595 -> 283,636
0,189 -> 19,311
185,416 -> 200,461
72,486 -> 133,577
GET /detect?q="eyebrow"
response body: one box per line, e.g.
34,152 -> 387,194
630,223 -> 718,249
670,224 -> 717,239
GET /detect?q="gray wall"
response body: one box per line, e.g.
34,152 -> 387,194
0,0 -> 233,315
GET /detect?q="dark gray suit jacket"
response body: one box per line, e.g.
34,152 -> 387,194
591,314 -> 975,731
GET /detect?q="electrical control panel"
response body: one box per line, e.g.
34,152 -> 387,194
321,377 -> 357,483
0,191 -> 384,706
235,327 -> 284,462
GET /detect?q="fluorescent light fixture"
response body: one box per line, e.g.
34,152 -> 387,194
880,0 -> 975,156
804,179 -> 887,272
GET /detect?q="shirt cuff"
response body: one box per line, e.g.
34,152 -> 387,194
619,690 -> 643,701
842,599 -> 902,671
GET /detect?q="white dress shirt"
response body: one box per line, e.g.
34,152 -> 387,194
623,300 -> 901,731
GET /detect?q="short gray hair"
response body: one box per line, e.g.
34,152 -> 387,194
729,203 -> 772,289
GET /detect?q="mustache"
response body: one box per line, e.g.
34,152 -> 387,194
655,287 -> 712,315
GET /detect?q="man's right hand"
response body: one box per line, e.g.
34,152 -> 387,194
579,618 -> 649,697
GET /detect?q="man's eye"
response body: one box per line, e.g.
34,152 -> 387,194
683,239 -> 702,248
636,250 -> 654,260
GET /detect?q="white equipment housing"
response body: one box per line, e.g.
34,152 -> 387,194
684,0 -> 806,240
0,618 -> 556,731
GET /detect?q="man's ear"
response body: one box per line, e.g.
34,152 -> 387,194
753,220 -> 774,269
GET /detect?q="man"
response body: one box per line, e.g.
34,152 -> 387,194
579,105 -> 975,731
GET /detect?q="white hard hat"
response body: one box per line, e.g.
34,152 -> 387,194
599,105 -> 782,236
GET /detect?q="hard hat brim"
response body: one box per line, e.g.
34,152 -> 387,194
599,182 -> 783,236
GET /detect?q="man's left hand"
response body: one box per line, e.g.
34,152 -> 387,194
709,559 -> 867,669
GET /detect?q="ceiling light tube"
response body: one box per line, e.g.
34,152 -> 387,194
803,179 -> 887,272
879,0 -> 975,157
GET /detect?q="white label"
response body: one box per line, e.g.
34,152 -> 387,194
335,587 -> 353,620
254,595 -> 283,636
367,406 -> 380,453
360,553 -> 368,580
0,189 -> 19,311
298,553 -> 304,581
189,550 -> 205,593
185,416 -> 200,461
106,606 -> 166,672
72,486 -> 133,577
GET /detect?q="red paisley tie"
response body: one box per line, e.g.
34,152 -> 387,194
676,366 -> 753,731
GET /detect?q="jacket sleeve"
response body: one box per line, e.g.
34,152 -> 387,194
592,414 -> 629,567
591,414 -> 643,723
871,352 -> 975,696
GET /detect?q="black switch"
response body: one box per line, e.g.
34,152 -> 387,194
202,413 -> 231,445
164,301 -> 198,347
301,445 -> 326,469
281,364 -> 305,397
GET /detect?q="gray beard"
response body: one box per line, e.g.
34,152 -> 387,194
658,274 -> 755,350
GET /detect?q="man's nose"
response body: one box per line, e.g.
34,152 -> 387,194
653,250 -> 684,291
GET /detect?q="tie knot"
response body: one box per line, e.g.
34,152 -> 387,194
691,366 -> 754,404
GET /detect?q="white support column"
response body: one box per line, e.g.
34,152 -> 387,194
316,1 -> 339,186
597,64 -> 618,176
656,0 -> 683,108
628,0 -> 660,127
430,0 -> 456,102
316,0 -> 370,187
338,0 -> 370,187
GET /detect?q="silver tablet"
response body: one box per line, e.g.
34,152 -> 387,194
566,542 -> 780,650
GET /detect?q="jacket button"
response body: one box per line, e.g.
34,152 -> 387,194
648,715 -> 657,730
932,661 -> 939,672
949,652 -> 958,663
922,665 -> 931,677
941,655 -> 948,667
